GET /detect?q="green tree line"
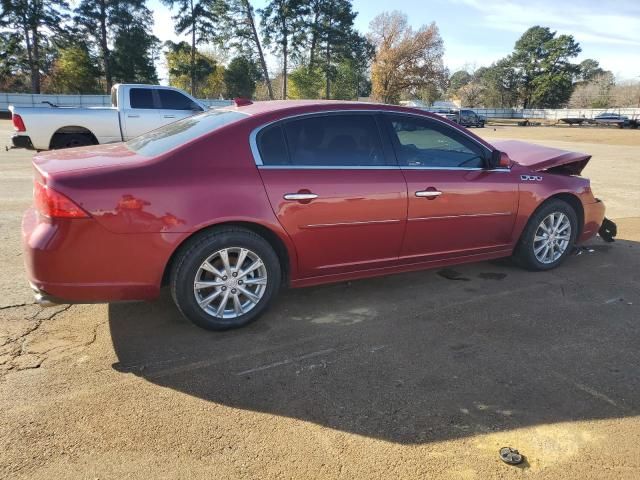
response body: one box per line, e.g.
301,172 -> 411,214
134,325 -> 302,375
444,26 -> 620,109
0,1 -> 625,107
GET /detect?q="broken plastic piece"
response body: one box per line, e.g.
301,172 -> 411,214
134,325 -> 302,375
598,217 -> 617,243
499,447 -> 523,465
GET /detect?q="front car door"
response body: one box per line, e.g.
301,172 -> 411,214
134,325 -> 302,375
382,113 -> 518,262
254,112 -> 408,278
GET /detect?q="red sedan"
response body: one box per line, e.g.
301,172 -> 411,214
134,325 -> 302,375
23,100 -> 611,330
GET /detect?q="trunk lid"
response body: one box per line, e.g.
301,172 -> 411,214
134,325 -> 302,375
32,143 -> 149,179
492,140 -> 591,175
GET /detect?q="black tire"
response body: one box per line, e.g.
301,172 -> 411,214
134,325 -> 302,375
51,133 -> 95,149
170,227 -> 281,331
513,199 -> 578,271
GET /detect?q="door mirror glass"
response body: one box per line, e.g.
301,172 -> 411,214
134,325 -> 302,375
491,150 -> 512,168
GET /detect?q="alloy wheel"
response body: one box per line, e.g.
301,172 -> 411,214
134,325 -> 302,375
193,247 -> 268,319
533,212 -> 572,264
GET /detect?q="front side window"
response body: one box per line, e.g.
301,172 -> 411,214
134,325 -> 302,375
158,89 -> 202,111
387,115 -> 486,168
129,88 -> 157,109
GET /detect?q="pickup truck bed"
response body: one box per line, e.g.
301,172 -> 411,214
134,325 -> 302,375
8,84 -> 207,150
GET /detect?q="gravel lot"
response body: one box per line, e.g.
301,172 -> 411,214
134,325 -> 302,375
1,121 -> 639,479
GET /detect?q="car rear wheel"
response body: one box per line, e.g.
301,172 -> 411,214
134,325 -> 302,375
513,199 -> 578,271
170,228 -> 281,330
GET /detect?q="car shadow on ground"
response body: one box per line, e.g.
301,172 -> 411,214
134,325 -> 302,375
109,236 -> 639,445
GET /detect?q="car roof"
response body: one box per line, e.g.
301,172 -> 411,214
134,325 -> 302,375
217,100 -> 496,151
221,99 -> 432,119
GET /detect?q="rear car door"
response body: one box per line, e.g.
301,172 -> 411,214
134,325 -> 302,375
121,87 -> 165,139
156,89 -> 204,125
382,114 -> 518,262
254,112 -> 408,278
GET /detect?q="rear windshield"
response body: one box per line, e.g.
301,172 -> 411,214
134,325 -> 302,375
126,110 -> 247,157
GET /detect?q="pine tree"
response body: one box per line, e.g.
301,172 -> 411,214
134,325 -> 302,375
260,0 -> 308,99
225,0 -> 273,99
0,0 -> 69,93
74,0 -> 157,93
162,0 -> 228,96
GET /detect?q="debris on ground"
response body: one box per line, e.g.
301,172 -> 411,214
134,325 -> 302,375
499,447 -> 524,465
574,246 -> 595,255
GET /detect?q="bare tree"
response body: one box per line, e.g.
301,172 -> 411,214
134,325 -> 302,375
612,80 -> 640,108
368,11 -> 446,104
569,73 -> 615,108
457,81 -> 485,107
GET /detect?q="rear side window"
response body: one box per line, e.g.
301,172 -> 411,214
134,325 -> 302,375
129,88 -> 156,109
158,89 -> 202,111
279,114 -> 386,167
257,125 -> 288,165
126,110 -> 247,156
387,115 -> 486,168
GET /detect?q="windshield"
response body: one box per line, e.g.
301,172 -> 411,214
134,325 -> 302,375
126,109 -> 248,157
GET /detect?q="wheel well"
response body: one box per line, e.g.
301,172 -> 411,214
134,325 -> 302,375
49,126 -> 98,148
161,222 -> 291,287
545,193 -> 585,237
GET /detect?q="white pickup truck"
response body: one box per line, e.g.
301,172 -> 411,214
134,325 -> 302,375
9,84 -> 208,150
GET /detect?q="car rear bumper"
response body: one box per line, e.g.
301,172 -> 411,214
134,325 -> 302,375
579,198 -> 606,243
10,134 -> 34,150
22,207 -> 180,303
29,282 -> 68,307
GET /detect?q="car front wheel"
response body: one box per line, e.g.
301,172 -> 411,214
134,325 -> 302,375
170,228 -> 281,330
514,199 -> 578,271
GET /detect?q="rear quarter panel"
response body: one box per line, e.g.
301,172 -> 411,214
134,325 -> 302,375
47,121 -> 299,283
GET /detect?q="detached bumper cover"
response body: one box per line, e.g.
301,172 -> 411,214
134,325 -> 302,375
598,217 -> 617,242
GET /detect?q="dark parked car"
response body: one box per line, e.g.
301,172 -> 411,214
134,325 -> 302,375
23,100 -> 610,330
456,109 -> 485,128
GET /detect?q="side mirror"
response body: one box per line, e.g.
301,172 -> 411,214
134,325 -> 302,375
491,150 -> 512,169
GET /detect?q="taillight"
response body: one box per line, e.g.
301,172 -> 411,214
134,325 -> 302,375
12,113 -> 26,132
34,182 -> 90,218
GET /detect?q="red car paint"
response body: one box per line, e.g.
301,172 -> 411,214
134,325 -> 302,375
22,101 -> 606,302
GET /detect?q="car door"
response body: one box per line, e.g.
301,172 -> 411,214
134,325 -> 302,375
254,112 -> 407,278
156,89 -> 204,125
121,88 -> 165,139
382,113 -> 518,262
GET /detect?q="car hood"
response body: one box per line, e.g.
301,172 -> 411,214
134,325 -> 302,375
492,140 -> 591,174
33,142 -> 148,177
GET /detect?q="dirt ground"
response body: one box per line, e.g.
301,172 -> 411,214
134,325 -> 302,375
1,121 -> 639,479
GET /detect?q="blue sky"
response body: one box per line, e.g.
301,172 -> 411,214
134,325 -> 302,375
149,0 -> 640,83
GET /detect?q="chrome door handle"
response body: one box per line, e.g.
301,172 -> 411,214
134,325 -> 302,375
163,115 -> 176,118
283,193 -> 318,201
127,114 -> 140,118
415,190 -> 442,198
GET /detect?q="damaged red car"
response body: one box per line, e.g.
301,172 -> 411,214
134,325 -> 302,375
22,101 -> 614,330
